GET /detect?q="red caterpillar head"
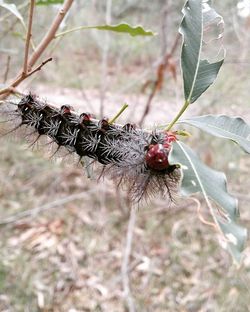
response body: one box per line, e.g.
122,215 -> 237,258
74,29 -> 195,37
145,132 -> 176,171
145,144 -> 169,170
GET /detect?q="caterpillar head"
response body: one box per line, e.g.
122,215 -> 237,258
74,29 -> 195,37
145,132 -> 176,171
145,143 -> 169,171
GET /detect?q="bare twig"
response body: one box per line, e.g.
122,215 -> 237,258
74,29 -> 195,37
0,58 -> 52,96
0,192 -> 90,225
0,0 -> 74,101
27,0 -> 74,69
169,33 -> 181,56
122,207 -> 137,312
139,33 -> 181,126
26,57 -> 53,77
23,0 -> 35,75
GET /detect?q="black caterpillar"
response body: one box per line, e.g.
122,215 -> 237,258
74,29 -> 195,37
3,94 -> 181,202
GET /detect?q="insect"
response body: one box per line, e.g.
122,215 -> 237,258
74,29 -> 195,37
2,93 -> 181,203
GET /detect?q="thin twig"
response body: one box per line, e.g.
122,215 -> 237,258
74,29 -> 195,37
0,0 -> 74,101
122,207 -> 137,312
139,33 -> 181,126
0,192 -> 90,225
26,57 -> 53,78
23,0 -> 35,75
27,0 -> 74,69
169,33 -> 181,56
0,58 -> 52,96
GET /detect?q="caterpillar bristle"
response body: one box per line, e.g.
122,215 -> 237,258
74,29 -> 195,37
1,93 -> 181,203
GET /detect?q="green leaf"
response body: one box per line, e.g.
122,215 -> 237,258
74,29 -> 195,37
36,0 -> 63,5
56,23 -> 156,38
169,141 -> 247,263
180,0 -> 224,103
169,141 -> 238,220
180,115 -> 250,154
0,0 -> 24,23
90,23 -> 155,36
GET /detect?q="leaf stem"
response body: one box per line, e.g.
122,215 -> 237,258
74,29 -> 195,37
109,103 -> 129,124
165,100 -> 189,131
55,25 -> 90,38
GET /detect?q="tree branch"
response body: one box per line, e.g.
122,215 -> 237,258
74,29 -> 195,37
27,0 -> 74,70
27,57 -> 53,77
0,58 -> 53,96
23,0 -> 35,75
0,0 -> 74,101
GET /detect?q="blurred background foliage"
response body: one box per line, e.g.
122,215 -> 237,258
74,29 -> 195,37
0,0 -> 250,311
